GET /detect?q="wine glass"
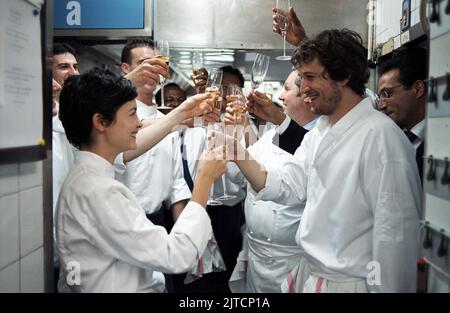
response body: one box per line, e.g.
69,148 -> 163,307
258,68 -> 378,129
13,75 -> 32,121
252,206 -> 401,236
275,0 -> 292,61
251,53 -> 270,90
192,51 -> 205,85
206,68 -> 224,111
226,85 -> 247,122
205,123 -> 224,206
155,40 -> 171,109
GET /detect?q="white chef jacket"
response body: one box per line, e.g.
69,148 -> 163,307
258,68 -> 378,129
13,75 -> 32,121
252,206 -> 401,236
56,151 -> 212,293
229,127 -> 304,293
117,100 -> 191,214
52,113 -> 76,266
52,112 -> 75,212
256,97 -> 421,293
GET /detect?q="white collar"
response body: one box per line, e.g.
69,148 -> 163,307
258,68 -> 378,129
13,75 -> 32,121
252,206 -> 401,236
75,151 -> 116,178
409,120 -> 425,142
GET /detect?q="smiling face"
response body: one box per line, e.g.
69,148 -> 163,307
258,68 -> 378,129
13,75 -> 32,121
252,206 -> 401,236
377,68 -> 419,129
52,52 -> 79,87
103,99 -> 142,153
280,71 -> 301,113
298,58 -> 342,117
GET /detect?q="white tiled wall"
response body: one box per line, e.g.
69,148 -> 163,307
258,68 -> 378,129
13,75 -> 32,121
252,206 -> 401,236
0,160 -> 45,293
0,262 -> 20,293
20,247 -> 44,293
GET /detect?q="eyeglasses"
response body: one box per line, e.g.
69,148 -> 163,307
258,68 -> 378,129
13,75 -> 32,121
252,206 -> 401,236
375,84 -> 404,103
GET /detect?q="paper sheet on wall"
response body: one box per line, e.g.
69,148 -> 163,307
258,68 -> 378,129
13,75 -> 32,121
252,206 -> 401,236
0,0 -> 43,148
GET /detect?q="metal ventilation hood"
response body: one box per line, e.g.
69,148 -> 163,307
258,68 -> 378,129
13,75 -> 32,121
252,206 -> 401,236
152,0 -> 369,88
153,0 -> 369,50
85,0 -> 369,90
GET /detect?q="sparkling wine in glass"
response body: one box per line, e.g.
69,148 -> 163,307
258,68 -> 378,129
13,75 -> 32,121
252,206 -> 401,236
155,40 -> 171,109
192,51 -> 206,85
206,69 -> 224,111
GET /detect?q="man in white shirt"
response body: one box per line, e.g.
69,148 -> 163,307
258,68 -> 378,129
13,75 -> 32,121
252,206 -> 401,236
231,29 -> 421,292
377,47 -> 427,181
52,44 -> 81,289
118,38 -> 191,227
225,70 -> 311,292
52,43 -> 80,214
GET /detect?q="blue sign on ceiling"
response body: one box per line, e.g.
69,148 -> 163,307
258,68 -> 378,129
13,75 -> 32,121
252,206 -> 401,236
54,0 -> 145,29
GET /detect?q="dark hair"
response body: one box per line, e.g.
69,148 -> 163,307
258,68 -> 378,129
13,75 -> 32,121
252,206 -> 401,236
379,47 -> 428,88
59,68 -> 137,149
220,66 -> 245,87
121,38 -> 154,64
291,29 -> 369,96
53,43 -> 77,57
155,83 -> 184,105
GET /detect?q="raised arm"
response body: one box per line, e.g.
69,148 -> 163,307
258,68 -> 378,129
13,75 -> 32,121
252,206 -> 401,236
123,93 -> 210,162
272,7 -> 307,47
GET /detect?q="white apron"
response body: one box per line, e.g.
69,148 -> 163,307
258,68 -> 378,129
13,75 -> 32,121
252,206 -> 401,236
229,233 -> 303,293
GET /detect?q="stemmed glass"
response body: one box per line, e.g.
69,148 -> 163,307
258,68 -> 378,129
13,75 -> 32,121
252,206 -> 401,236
275,0 -> 291,61
192,51 -> 205,85
251,53 -> 270,90
204,68 -> 224,206
206,68 -> 223,111
227,85 -> 247,123
215,87 -> 237,202
205,122 -> 224,206
155,40 -> 171,109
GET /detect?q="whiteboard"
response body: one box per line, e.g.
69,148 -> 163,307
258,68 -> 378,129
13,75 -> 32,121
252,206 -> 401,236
0,0 -> 43,149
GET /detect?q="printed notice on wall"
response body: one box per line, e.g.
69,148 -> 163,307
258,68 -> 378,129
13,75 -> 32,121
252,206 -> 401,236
0,0 -> 43,149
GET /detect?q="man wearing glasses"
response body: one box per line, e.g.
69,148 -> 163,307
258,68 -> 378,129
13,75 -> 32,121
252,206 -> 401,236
377,47 -> 428,181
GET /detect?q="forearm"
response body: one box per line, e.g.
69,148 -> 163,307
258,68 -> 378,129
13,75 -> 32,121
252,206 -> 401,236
234,149 -> 267,192
191,175 -> 213,208
123,108 -> 187,162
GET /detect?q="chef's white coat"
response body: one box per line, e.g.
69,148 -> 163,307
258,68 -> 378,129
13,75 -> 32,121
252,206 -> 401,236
56,151 -> 212,292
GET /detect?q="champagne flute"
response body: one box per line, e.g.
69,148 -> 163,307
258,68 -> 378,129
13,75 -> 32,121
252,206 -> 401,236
192,51 -> 205,85
206,68 -> 223,111
216,88 -> 237,202
205,123 -> 224,206
155,40 -> 171,109
227,85 -> 247,122
275,0 -> 292,61
251,53 -> 270,90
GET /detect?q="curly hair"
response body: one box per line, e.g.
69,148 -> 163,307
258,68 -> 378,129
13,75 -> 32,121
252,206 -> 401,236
59,68 -> 137,149
291,29 -> 369,96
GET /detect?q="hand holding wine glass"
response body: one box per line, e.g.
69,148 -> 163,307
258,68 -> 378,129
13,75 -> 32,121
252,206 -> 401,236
272,5 -> 307,47
191,51 -> 208,92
